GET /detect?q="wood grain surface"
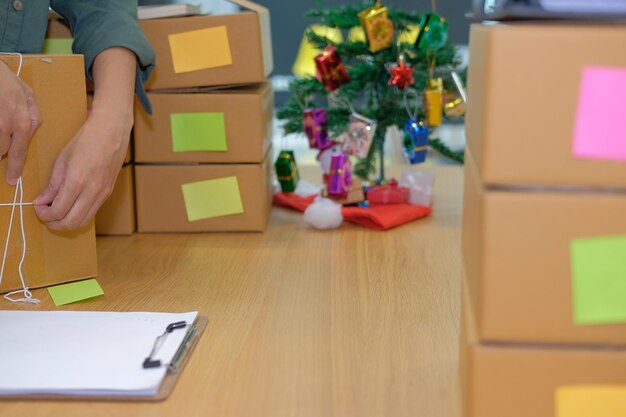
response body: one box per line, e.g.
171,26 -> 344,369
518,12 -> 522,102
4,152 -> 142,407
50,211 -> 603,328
0,164 -> 464,417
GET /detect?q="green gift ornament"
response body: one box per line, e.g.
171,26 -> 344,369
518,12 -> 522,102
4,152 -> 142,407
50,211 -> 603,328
275,151 -> 300,193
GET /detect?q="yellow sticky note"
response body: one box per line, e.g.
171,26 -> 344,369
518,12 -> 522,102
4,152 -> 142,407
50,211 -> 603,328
168,26 -> 232,73
181,176 -> 244,222
557,386 -> 626,417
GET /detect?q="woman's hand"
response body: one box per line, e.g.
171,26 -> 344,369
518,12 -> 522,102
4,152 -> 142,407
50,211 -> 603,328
0,60 -> 42,185
33,47 -> 136,231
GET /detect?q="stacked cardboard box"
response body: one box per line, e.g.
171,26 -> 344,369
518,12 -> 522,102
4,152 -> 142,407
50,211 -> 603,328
461,22 -> 626,417
134,0 -> 274,232
44,19 -> 136,236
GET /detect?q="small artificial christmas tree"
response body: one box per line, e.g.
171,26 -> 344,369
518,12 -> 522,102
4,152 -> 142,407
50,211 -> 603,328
277,1 -> 465,183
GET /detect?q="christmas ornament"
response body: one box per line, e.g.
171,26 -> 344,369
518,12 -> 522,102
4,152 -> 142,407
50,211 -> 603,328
367,179 -> 410,206
292,25 -> 343,78
324,178 -> 365,205
443,71 -> 467,119
303,108 -> 333,149
318,144 -> 343,174
275,150 -> 300,193
358,1 -> 394,53
423,76 -> 443,127
414,12 -> 448,51
404,119 -> 429,164
314,46 -> 350,92
327,152 -> 352,198
341,112 -> 377,158
388,55 -> 414,90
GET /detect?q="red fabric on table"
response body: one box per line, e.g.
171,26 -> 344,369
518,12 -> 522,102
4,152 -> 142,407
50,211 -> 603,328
273,193 -> 432,231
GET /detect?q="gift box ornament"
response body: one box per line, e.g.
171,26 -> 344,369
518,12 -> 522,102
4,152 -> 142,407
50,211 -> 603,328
341,113 -> 377,158
398,169 -> 435,207
358,1 -> 394,53
327,152 -> 352,197
367,179 -> 410,206
423,77 -> 443,127
318,144 -> 343,174
303,108 -> 333,149
404,119 -> 429,164
315,46 -> 350,92
275,150 -> 300,193
323,178 -> 364,205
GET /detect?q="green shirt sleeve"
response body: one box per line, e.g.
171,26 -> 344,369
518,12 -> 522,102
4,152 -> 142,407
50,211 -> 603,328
50,0 -> 156,114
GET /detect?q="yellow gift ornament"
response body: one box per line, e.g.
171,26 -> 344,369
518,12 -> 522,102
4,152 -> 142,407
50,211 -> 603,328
358,1 -> 394,53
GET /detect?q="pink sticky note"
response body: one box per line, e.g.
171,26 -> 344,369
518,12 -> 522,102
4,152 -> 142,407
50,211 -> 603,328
572,66 -> 626,161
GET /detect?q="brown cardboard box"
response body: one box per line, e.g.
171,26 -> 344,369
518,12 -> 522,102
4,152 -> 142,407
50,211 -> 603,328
134,82 -> 273,163
0,55 -> 97,293
461,281 -> 626,417
462,149 -> 626,345
95,165 -> 136,236
86,94 -> 132,164
140,0 -> 273,90
135,154 -> 272,232
466,22 -> 626,188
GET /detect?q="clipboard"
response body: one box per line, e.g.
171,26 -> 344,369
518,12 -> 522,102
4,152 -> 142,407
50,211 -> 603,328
0,315 -> 208,402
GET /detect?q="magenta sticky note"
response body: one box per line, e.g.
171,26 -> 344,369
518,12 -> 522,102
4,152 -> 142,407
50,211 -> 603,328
572,66 -> 626,161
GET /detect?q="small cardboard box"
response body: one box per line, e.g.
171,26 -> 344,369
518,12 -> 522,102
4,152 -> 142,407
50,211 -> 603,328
140,0 -> 273,90
462,149 -> 626,345
95,165 -> 136,236
460,282 -> 626,417
466,22 -> 626,188
135,154 -> 271,232
134,82 -> 273,163
0,55 -> 97,293
42,18 -> 73,54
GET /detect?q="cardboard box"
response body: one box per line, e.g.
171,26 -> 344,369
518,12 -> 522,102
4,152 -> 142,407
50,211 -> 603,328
135,154 -> 272,232
466,22 -> 626,188
140,0 -> 273,90
95,165 -> 136,236
0,55 -> 97,293
134,82 -> 273,163
462,149 -> 626,345
461,282 -> 626,417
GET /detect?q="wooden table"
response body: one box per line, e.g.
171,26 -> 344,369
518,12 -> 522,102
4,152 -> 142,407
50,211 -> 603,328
0,164 -> 464,417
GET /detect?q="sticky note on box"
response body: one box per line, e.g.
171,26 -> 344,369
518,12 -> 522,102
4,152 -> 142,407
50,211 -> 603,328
168,26 -> 232,73
557,385 -> 626,417
170,112 -> 227,152
570,235 -> 626,325
572,66 -> 626,162
181,176 -> 244,222
41,39 -> 74,55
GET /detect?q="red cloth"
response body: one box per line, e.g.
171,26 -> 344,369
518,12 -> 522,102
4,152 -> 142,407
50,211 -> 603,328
273,193 -> 432,231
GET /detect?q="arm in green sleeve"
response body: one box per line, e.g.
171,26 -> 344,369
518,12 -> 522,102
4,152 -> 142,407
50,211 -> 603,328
50,0 -> 155,113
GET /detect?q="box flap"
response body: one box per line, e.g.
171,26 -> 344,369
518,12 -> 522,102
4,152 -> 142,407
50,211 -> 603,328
228,0 -> 274,76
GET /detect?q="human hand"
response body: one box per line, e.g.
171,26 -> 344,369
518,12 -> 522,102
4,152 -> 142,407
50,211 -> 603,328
33,111 -> 131,230
0,60 -> 42,185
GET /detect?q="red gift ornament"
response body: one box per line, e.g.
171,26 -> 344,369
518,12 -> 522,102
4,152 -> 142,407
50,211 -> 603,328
315,46 -> 350,92
388,55 -> 414,90
367,179 -> 410,206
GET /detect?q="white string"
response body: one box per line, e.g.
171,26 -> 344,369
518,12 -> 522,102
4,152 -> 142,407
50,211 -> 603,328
0,52 -> 39,304
1,178 -> 39,304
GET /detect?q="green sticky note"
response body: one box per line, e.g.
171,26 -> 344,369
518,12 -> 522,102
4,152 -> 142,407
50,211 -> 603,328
571,235 -> 626,325
41,38 -> 73,55
47,279 -> 104,306
170,112 -> 227,152
181,176 -> 244,222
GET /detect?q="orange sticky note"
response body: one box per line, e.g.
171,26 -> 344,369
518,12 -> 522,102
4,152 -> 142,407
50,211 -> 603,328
168,26 -> 232,73
557,385 -> 626,417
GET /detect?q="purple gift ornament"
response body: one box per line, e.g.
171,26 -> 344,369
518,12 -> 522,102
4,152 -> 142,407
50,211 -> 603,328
328,153 -> 352,197
303,108 -> 333,150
